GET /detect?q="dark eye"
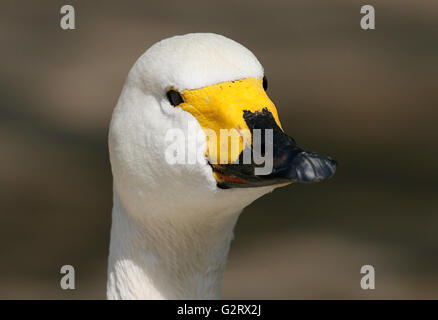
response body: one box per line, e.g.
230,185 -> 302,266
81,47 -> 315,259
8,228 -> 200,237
262,76 -> 268,91
167,90 -> 184,106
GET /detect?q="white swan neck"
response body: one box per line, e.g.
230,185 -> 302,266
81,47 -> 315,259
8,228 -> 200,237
107,193 -> 239,299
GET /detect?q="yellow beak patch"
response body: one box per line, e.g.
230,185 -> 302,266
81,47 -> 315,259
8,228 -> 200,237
177,77 -> 282,164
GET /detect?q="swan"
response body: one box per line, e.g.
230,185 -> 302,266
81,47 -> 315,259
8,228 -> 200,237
107,33 -> 336,300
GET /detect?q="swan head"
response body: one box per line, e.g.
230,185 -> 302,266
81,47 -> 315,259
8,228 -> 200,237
109,33 -> 336,221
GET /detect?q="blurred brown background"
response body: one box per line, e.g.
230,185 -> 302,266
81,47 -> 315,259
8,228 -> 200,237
1,0 -> 437,299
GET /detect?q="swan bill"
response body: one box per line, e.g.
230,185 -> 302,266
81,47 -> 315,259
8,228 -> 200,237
175,77 -> 337,189
211,108 -> 337,189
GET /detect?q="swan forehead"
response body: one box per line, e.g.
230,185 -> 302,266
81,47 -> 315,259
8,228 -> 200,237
135,33 -> 264,92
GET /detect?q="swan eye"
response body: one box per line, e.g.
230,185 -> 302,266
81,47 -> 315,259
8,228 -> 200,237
167,90 -> 184,106
262,76 -> 268,91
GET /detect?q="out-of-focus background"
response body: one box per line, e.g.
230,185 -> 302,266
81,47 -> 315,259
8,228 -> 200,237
1,0 -> 437,299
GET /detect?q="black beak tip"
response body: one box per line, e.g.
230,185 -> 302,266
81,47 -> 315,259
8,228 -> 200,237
288,151 -> 337,183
